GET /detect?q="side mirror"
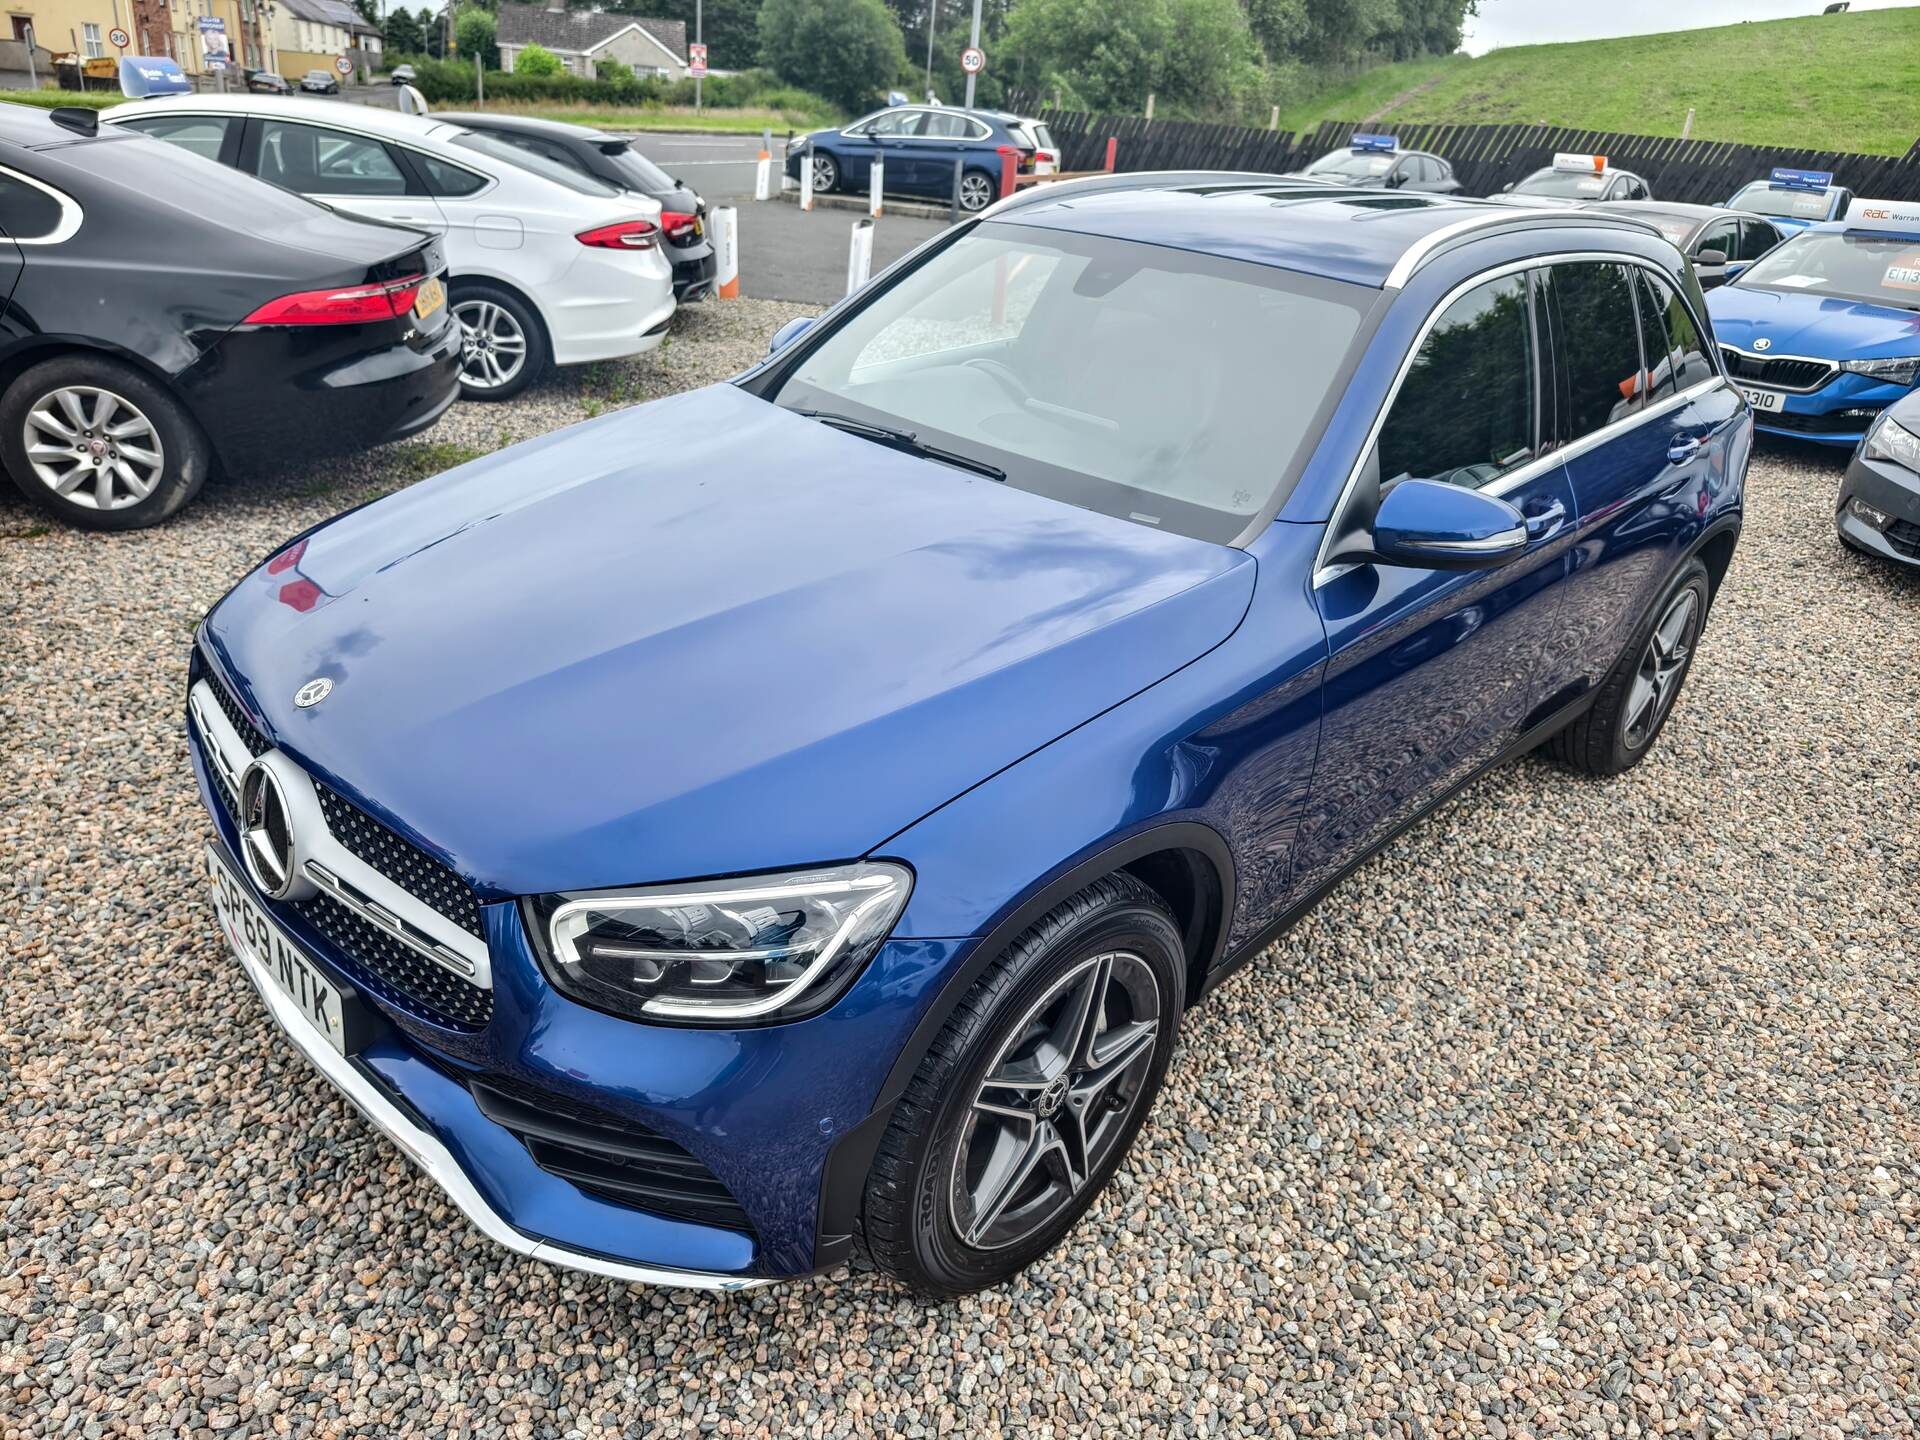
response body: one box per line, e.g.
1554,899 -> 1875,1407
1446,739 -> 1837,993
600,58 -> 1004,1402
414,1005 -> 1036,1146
1371,478 -> 1529,571
1500,182 -> 1513,193
1695,248 -> 1728,267
1386,170 -> 1406,188
767,316 -> 813,357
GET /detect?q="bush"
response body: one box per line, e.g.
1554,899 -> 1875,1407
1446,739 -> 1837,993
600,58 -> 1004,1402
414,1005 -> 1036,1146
514,42 -> 562,78
595,54 -> 633,84
757,0 -> 906,112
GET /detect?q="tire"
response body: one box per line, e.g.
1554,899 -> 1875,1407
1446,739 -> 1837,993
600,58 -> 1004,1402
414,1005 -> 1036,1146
809,151 -> 839,195
0,353 -> 208,531
858,872 -> 1186,1297
1546,557 -> 1711,776
957,168 -> 997,213
452,282 -> 549,402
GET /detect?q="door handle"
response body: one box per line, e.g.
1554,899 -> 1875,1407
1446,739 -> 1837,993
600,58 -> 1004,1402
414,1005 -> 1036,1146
1523,498 -> 1567,539
1667,435 -> 1703,465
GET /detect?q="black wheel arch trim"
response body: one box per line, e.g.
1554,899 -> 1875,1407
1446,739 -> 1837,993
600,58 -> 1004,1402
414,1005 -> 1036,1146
812,819 -> 1234,1270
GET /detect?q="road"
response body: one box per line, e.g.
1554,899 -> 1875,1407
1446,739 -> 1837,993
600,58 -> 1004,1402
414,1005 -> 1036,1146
629,132 -> 951,307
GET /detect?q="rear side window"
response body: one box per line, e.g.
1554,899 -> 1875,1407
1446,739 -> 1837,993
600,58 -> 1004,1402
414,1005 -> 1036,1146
1375,272 -> 1538,490
1547,262 -> 1645,437
254,120 -> 411,197
115,113 -> 235,163
1636,270 -> 1713,400
416,151 -> 491,197
0,169 -> 66,240
1737,219 -> 1779,262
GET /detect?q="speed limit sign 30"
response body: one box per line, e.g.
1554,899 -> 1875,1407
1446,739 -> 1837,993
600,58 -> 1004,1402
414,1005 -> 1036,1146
108,25 -> 130,47
960,46 -> 985,75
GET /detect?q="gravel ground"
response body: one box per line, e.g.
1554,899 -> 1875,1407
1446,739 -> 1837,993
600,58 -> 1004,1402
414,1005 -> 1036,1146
3,298 -> 1918,1438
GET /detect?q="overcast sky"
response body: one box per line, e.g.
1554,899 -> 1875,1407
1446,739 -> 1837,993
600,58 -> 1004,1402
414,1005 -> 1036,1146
1463,0 -> 1917,54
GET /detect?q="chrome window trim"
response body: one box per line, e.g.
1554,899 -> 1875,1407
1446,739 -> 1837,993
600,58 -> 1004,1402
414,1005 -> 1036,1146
1395,525 -> 1528,554
0,162 -> 82,244
1716,342 -> 1838,394
189,678 -> 492,986
1311,251 -> 1729,589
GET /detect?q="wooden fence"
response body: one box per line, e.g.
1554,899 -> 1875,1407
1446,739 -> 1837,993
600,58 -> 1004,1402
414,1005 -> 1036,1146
1016,108 -> 1920,204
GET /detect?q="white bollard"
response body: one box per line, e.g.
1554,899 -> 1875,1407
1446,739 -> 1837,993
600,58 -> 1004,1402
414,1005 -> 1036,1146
755,153 -> 772,201
847,218 -> 873,295
799,142 -> 814,212
712,205 -> 740,299
870,155 -> 884,217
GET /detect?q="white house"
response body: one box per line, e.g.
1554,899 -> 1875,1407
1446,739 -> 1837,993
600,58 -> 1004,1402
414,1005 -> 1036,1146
496,2 -> 687,80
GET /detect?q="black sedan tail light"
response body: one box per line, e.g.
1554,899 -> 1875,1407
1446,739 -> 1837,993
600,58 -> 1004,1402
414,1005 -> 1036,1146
243,273 -> 426,326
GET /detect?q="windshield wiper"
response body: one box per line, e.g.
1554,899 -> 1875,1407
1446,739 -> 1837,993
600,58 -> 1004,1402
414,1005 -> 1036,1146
796,409 -> 1005,481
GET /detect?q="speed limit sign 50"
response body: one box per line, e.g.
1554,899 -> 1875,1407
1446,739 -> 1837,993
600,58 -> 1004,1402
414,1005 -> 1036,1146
960,46 -> 985,75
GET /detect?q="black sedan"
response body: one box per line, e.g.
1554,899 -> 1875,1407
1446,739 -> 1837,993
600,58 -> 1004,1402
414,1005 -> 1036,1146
1592,201 -> 1786,289
1291,142 -> 1461,194
299,69 -> 340,94
0,105 -> 460,530
435,111 -> 718,302
246,70 -> 291,94
1838,388 -> 1920,568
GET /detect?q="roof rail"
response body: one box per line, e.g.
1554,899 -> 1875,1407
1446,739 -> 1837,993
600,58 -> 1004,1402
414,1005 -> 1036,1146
1381,205 -> 1650,288
978,170 -> 1335,220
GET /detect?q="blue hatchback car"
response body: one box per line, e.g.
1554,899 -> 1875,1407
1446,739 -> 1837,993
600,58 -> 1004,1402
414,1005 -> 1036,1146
189,179 -> 1749,1295
1725,168 -> 1853,236
1708,204 -> 1920,446
786,104 -> 1054,212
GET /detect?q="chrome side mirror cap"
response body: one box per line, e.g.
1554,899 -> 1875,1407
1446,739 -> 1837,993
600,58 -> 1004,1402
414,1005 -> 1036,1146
1372,478 -> 1530,571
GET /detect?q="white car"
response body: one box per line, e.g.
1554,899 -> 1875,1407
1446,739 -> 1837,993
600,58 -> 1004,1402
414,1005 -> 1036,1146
102,96 -> 674,400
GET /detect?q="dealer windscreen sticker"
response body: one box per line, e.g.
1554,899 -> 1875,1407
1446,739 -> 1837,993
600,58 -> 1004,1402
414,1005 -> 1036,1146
1885,253 -> 1920,290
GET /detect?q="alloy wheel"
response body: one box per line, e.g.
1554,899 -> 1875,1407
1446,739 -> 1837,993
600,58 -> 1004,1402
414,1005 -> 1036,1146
810,153 -> 838,193
949,950 -> 1164,1252
454,299 -> 529,391
1624,586 -> 1700,750
23,386 -> 166,512
959,173 -> 994,212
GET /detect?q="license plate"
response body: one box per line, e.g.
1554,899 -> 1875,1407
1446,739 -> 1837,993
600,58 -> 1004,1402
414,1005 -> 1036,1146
413,275 -> 446,321
206,842 -> 359,1056
1742,386 -> 1783,412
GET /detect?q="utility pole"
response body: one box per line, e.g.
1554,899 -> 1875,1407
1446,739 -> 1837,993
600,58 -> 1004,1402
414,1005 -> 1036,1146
962,0 -> 979,109
924,0 -> 935,99
694,0 -> 702,113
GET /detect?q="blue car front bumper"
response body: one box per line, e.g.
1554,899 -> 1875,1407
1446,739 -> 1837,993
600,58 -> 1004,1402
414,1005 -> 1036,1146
188,691 -> 970,1285
1742,371 -> 1911,447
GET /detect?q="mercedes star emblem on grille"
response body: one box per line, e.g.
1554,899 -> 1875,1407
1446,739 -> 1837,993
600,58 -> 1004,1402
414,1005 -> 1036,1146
239,758 -> 303,901
1752,337 -> 1772,351
294,677 -> 333,708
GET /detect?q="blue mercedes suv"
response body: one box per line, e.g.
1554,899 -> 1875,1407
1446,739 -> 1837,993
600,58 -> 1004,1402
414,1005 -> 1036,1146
189,179 -> 1749,1296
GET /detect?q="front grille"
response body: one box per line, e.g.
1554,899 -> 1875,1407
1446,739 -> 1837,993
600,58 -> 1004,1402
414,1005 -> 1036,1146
1755,408 -> 1876,435
208,676 -> 269,757
1720,348 -> 1836,392
292,890 -> 494,1029
313,781 -> 483,938
468,1075 -> 754,1233
1886,518 -> 1920,558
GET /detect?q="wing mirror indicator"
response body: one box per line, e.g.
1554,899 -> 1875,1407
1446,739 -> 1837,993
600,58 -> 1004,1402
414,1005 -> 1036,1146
1371,478 -> 1531,571
767,316 -> 814,357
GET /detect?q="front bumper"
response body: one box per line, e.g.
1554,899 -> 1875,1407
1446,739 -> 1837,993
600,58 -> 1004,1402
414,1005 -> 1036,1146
1741,371 -> 1912,448
186,652 -> 968,1282
1836,447 -> 1920,565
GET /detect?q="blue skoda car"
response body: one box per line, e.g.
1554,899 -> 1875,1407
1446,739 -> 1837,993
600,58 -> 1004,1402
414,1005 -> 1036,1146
1708,204 -> 1920,446
190,179 -> 1749,1295
1725,169 -> 1853,236
785,104 -> 1054,212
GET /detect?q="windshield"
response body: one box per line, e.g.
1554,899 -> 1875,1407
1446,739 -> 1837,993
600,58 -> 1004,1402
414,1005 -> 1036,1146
1735,230 -> 1920,311
451,130 -> 620,197
601,142 -> 680,194
1306,149 -> 1393,178
1729,183 -> 1835,220
766,223 -> 1373,543
1514,168 -> 1608,198
1631,211 -> 1698,246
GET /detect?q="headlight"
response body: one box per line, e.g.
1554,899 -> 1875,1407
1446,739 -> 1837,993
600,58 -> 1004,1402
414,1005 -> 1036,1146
526,861 -> 912,1025
1841,356 -> 1920,386
1865,413 -> 1920,470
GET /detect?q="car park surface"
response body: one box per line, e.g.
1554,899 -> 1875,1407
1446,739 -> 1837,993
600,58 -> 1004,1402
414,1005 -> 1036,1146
174,184 -> 1751,1295
3,298 -> 1916,1434
0,106 -> 459,529
103,95 -> 676,401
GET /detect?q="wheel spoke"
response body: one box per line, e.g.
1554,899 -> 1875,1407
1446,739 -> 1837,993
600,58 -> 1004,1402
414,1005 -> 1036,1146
48,463 -> 88,496
88,391 -> 116,432
27,407 -> 76,441
115,443 -> 160,468
104,414 -> 153,441
113,459 -> 154,500
92,464 -> 114,508
1085,1017 -> 1157,1080
965,1126 -> 1048,1245
55,389 -> 90,433
1624,673 -> 1659,734
1057,954 -> 1112,1071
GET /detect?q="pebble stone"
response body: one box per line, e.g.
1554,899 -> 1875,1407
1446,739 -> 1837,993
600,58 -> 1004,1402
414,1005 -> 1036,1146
2,300 -> 1918,1438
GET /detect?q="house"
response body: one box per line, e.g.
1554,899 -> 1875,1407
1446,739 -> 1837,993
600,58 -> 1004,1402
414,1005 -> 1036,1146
496,2 -> 686,80
272,0 -> 380,80
0,0 -> 267,75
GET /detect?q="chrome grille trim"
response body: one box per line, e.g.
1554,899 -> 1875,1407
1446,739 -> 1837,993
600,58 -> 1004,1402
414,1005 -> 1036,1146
188,678 -> 493,989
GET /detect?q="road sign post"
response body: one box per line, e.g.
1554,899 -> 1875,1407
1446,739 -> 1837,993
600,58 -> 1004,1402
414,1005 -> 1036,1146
692,0 -> 703,112
962,0 -> 983,108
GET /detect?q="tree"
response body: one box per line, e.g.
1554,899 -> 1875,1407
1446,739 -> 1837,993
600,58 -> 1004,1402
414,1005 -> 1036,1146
758,0 -> 907,111
610,0 -> 760,72
453,6 -> 498,68
1001,0 -> 1166,113
513,41 -> 562,76
383,7 -> 426,55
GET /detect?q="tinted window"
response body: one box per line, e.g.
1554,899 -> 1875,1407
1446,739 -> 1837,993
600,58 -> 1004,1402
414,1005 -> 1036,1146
1515,167 -> 1608,199
1636,270 -> 1713,399
1737,219 -> 1780,262
1549,262 -> 1646,435
1695,221 -> 1738,260
771,223 -> 1371,542
601,143 -> 679,195
1419,156 -> 1445,182
115,113 -> 233,162
0,170 -> 65,240
862,110 -> 924,138
255,121 -> 409,196
921,111 -> 982,139
450,131 -> 610,195
1376,273 -> 1537,490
